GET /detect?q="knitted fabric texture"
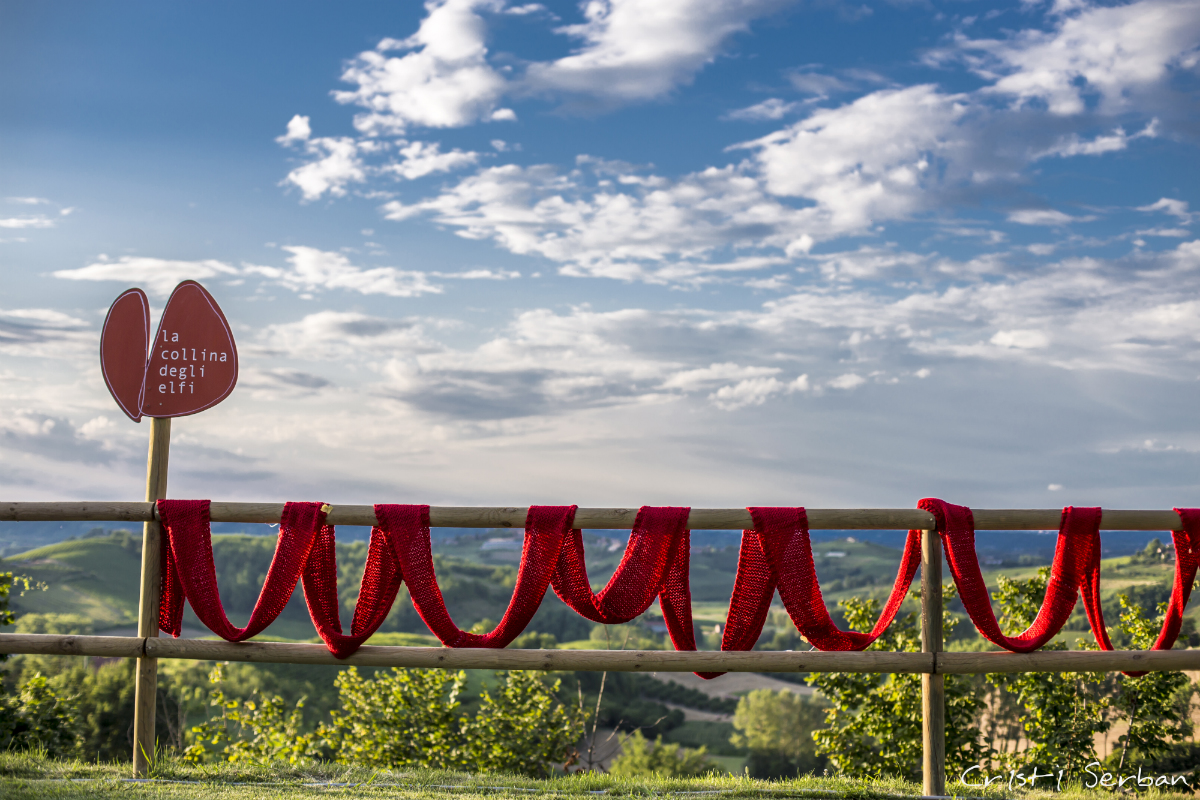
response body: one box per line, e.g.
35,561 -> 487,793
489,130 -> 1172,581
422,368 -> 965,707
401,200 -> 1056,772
302,522 -> 403,658
921,498 -> 1100,654
717,507 -> 922,655
159,499 -> 326,641
156,498 -> 1200,665
1082,507 -> 1200,675
373,504 -> 576,648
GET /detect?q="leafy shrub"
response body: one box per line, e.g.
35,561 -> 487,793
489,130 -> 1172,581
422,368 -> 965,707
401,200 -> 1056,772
1110,594 -> 1195,769
984,569 -> 1111,776
186,664 -> 315,766
319,666 -> 468,769
609,730 -> 711,777
731,689 -> 826,777
186,665 -> 584,776
0,673 -> 77,756
462,670 -> 584,777
808,584 -> 986,781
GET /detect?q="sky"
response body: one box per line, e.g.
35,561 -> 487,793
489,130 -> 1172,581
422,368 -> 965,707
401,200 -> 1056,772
1,0 -> 1199,512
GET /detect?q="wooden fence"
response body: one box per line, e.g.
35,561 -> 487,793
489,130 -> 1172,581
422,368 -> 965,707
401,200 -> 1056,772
2,498 -> 1197,796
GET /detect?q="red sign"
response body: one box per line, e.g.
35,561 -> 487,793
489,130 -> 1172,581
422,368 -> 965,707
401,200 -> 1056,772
100,280 -> 238,421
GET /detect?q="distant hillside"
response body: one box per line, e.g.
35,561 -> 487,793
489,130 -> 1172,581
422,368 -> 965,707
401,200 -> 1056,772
3,529 -> 1189,644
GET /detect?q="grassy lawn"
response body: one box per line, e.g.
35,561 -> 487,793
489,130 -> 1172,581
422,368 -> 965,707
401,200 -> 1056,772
1,754 -> 1193,800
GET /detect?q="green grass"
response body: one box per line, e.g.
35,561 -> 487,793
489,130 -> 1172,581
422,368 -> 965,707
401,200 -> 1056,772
2,752 -> 1194,800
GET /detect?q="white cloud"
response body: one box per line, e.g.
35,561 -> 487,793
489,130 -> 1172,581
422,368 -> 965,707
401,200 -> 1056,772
1138,197 -> 1192,222
242,240 -> 1199,423
381,160 -> 817,282
806,246 -> 929,282
958,0 -> 1200,115
5,197 -> 50,205
990,329 -> 1050,349
723,98 -> 800,121
53,256 -> 239,297
334,0 -> 509,135
0,308 -> 92,357
527,0 -> 786,102
737,85 -> 970,231
661,362 -> 781,391
0,216 -> 56,229
78,416 -> 114,439
1034,119 -> 1158,158
1007,208 -> 1096,225
827,373 -> 866,390
432,268 -> 520,279
385,140 -> 479,180
248,246 -> 442,297
505,3 -> 547,15
256,310 -> 439,361
786,68 -> 856,97
709,377 -> 787,410
277,114 -> 312,144
282,137 -> 372,201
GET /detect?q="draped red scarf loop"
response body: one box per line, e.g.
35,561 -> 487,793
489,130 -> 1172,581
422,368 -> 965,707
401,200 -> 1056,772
156,499 -> 1200,676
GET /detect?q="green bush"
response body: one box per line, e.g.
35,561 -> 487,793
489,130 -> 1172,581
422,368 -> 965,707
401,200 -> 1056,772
319,666 -> 468,769
730,689 -> 826,777
186,666 -> 584,777
463,670 -> 584,776
807,585 -> 986,781
0,673 -> 77,756
186,664 -> 315,766
609,730 -> 711,777
1109,594 -> 1195,769
984,569 -> 1112,776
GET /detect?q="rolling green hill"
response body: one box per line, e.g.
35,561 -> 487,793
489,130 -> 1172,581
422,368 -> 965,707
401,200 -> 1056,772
3,529 -> 1190,646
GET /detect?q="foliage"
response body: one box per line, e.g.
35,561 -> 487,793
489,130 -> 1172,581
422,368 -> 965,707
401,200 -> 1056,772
186,664 -> 316,766
808,584 -> 986,781
1110,594 -> 1195,769
0,573 -> 16,634
318,667 -> 583,776
983,568 -> 1111,776
608,730 -> 711,777
730,689 -> 826,778
0,573 -> 42,662
11,614 -> 94,678
463,671 -> 585,777
562,671 -> 687,738
0,673 -> 77,756
511,630 -> 559,649
319,666 -> 467,769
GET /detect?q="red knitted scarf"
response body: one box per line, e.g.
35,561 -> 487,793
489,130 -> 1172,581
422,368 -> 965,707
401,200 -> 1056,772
157,499 -> 1200,673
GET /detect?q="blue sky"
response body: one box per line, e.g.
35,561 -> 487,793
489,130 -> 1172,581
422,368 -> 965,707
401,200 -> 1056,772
2,0 -> 1199,510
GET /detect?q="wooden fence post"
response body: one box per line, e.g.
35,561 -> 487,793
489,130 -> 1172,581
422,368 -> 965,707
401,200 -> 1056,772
921,527 -> 945,796
132,417 -> 170,776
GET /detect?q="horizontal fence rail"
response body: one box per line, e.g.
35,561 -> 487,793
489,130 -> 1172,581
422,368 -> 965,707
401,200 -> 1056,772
1,634 -> 1198,674
0,501 -> 1188,530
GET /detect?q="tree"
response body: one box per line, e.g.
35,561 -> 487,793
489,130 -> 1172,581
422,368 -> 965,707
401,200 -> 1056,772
463,670 -> 584,777
319,666 -> 468,769
186,664 -> 316,766
0,673 -> 77,756
609,730 -> 711,777
730,689 -> 826,777
808,585 -> 987,780
984,569 -> 1111,778
1111,594 -> 1195,769
0,572 -> 16,637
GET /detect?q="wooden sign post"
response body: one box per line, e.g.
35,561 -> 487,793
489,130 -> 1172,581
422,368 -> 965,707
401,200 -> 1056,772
99,280 -> 238,775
